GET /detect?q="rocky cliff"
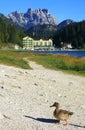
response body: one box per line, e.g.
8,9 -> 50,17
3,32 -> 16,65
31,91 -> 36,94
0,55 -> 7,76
7,8 -> 58,28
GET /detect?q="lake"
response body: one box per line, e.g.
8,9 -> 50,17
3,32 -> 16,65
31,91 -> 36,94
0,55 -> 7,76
34,50 -> 85,57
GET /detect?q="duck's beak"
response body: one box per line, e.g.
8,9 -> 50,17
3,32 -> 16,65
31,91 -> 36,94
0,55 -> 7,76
50,104 -> 54,107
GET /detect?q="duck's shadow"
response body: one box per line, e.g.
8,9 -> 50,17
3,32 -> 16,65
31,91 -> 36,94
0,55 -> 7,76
24,115 -> 57,124
24,115 -> 85,128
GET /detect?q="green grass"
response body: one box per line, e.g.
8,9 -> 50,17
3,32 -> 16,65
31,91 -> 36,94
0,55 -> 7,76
26,53 -> 85,76
0,50 -> 85,76
0,50 -> 31,69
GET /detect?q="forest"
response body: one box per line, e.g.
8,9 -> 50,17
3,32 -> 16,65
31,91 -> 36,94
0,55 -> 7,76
0,16 -> 25,48
53,21 -> 85,49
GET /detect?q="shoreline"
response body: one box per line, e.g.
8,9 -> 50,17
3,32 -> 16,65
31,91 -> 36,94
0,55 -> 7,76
32,50 -> 85,57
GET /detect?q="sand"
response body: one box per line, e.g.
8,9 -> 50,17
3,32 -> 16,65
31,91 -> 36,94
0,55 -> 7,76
0,61 -> 85,130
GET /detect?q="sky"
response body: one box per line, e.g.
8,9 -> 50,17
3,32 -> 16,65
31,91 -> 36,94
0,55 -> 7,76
0,0 -> 85,23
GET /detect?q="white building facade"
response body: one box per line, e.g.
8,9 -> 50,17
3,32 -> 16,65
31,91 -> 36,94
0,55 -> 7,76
23,36 -> 54,50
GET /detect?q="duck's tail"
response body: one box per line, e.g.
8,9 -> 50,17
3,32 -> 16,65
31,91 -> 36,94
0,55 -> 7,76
69,112 -> 73,115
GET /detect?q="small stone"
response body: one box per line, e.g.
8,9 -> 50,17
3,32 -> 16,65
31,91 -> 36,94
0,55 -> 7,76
5,74 -> 9,78
1,86 -> 4,89
18,87 -> 21,89
34,83 -> 38,86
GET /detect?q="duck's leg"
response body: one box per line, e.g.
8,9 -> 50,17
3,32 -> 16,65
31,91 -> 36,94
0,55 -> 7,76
64,120 -> 68,126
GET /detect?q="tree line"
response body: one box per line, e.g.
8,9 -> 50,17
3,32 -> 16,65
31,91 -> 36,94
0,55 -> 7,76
53,21 -> 85,49
0,17 -> 25,47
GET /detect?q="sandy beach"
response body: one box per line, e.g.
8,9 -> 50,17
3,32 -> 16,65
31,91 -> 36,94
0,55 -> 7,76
0,61 -> 85,130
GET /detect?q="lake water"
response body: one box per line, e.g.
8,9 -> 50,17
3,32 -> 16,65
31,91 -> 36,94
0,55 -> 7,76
35,50 -> 85,57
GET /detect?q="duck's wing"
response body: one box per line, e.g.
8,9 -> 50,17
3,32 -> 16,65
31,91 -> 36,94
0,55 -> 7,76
60,109 -> 73,115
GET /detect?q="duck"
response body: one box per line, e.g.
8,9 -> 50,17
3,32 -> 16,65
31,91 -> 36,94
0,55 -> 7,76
50,102 -> 73,125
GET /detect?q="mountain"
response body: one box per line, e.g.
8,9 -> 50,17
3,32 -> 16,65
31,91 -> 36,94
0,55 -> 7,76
7,8 -> 58,29
57,19 -> 74,29
25,24 -> 58,40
